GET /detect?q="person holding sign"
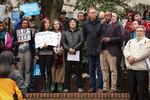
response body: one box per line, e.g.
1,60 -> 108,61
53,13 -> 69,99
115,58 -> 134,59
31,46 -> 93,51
13,19 -> 33,90
37,18 -> 54,92
61,18 -> 84,93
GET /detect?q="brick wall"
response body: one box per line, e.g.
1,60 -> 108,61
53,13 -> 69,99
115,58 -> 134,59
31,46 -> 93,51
27,93 -> 130,100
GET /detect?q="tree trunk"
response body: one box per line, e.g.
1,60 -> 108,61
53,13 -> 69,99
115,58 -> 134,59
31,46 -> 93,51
0,0 -> 6,4
41,0 -> 64,22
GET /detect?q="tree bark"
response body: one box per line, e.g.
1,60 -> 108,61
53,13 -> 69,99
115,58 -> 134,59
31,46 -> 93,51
41,0 -> 64,22
0,0 -> 6,4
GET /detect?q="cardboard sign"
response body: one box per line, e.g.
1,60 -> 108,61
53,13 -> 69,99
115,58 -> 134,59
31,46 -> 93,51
16,28 -> 31,42
19,3 -> 40,17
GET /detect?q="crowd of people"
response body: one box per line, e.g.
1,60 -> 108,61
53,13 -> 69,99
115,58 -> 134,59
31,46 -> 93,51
0,7 -> 150,100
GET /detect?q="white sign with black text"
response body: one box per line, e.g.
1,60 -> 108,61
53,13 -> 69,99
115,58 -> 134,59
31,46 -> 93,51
35,31 -> 58,48
16,28 -> 31,42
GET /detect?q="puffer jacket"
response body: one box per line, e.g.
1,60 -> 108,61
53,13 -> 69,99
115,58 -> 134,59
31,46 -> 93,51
61,28 -> 84,52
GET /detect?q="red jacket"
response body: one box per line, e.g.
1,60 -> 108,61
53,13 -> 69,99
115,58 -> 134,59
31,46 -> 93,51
125,21 -> 133,33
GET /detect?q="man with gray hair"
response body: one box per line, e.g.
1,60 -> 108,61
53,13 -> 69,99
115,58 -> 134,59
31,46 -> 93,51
83,7 -> 103,92
124,25 -> 150,100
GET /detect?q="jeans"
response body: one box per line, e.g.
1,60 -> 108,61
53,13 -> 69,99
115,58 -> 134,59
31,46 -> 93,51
17,49 -> 31,87
88,56 -> 103,90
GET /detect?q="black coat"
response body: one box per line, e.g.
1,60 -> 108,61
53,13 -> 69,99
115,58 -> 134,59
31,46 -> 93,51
61,29 -> 84,54
83,17 -> 102,56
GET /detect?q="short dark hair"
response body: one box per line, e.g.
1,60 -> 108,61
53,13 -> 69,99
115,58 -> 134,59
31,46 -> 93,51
0,51 -> 14,78
60,11 -> 67,15
69,18 -> 78,28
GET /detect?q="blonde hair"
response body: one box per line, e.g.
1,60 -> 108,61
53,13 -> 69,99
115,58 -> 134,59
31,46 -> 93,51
136,25 -> 146,32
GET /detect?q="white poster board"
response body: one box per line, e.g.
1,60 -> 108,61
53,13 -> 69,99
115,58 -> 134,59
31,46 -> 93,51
35,31 -> 58,48
16,28 -> 31,42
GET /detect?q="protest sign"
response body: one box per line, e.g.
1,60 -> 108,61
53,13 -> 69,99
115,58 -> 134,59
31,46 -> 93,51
16,28 -> 31,42
19,3 -> 40,17
11,11 -> 20,21
35,31 -> 58,48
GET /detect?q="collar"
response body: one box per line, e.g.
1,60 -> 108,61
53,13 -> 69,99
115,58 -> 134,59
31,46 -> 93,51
88,16 -> 100,24
135,36 -> 146,42
69,28 -> 79,32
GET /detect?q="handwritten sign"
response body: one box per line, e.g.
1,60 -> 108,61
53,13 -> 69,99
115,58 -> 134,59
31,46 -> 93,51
19,3 -> 40,17
35,31 -> 58,48
16,28 -> 31,42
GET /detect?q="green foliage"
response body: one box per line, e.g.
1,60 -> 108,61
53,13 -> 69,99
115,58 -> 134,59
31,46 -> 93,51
75,0 -> 132,19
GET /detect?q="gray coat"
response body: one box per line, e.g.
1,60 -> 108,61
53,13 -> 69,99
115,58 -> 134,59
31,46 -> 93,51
61,29 -> 84,54
83,17 -> 102,56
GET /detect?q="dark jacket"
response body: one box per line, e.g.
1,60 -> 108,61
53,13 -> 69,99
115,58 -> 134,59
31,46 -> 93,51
8,68 -> 26,98
59,17 -> 70,31
61,28 -> 84,55
83,17 -> 102,56
101,22 -> 123,56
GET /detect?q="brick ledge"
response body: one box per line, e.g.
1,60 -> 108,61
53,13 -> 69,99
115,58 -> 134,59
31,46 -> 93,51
27,93 -> 130,98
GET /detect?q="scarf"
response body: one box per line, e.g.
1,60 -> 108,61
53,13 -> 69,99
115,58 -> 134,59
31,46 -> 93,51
0,31 -> 6,46
0,31 -> 6,39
